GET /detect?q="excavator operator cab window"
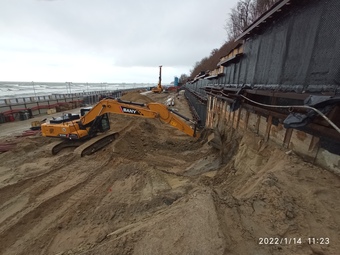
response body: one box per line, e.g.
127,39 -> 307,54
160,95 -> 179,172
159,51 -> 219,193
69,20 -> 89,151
99,113 -> 110,132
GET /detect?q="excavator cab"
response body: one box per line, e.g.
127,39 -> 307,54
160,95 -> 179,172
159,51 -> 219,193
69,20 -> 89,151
99,114 -> 110,132
79,107 -> 110,134
86,113 -> 110,137
67,106 -> 109,137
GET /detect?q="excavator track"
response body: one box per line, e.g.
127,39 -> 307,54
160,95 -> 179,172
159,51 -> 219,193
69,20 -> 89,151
47,132 -> 119,156
73,132 -> 120,157
48,140 -> 85,155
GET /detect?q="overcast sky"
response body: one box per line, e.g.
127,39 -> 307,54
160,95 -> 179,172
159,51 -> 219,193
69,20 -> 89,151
0,0 -> 238,84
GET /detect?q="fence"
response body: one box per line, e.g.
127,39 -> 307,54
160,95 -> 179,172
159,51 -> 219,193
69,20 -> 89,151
0,90 -> 126,123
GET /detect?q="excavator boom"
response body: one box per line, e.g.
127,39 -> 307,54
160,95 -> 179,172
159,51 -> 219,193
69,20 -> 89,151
80,98 -> 198,137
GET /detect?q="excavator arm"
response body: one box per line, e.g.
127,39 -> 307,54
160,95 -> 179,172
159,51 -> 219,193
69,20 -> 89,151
147,102 -> 197,137
80,98 -> 198,137
41,97 -> 199,156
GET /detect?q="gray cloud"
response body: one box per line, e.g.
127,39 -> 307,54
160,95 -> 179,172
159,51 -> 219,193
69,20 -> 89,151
0,0 -> 238,82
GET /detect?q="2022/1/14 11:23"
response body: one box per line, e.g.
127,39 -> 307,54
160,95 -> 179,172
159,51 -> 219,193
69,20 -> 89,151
258,237 -> 330,245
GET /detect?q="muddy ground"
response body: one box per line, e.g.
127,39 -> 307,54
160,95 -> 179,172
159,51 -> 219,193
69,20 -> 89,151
0,91 -> 340,255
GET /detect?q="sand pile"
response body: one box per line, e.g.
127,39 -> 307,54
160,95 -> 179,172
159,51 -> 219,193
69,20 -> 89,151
0,91 -> 339,255
120,91 -> 154,104
209,132 -> 340,254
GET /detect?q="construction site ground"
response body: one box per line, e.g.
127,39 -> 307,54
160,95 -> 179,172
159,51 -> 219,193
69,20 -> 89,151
0,91 -> 340,255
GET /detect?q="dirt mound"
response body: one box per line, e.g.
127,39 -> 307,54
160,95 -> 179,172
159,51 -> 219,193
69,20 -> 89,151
112,117 -> 201,162
82,190 -> 225,255
209,132 -> 340,255
120,92 -> 153,104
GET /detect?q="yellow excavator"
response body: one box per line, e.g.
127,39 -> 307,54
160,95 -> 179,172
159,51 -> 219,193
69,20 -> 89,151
151,65 -> 163,93
41,97 -> 199,156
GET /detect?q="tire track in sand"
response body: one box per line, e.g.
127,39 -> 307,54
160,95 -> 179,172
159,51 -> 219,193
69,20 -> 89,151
0,153 -> 76,206
0,153 -> 115,255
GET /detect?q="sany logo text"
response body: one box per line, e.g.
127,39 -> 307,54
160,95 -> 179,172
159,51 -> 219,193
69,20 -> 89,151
121,107 -> 140,115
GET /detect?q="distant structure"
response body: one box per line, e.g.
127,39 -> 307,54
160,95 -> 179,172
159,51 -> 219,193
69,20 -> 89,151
174,77 -> 179,86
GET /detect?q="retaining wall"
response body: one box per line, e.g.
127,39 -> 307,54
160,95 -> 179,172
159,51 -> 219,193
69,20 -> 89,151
205,95 -> 340,175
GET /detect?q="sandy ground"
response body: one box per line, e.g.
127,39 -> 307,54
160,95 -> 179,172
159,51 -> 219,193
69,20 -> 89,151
0,91 -> 340,255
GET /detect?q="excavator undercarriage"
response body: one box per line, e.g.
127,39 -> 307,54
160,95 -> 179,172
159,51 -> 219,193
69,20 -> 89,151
47,132 -> 119,157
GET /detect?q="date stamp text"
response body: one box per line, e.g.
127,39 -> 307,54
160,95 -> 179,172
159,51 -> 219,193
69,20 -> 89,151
258,237 -> 330,245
